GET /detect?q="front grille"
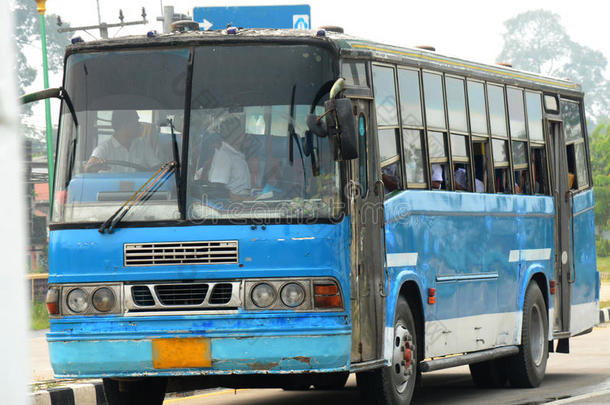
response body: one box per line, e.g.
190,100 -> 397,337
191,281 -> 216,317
125,281 -> 241,313
155,283 -> 209,306
209,283 -> 233,304
131,286 -> 155,306
124,241 -> 238,266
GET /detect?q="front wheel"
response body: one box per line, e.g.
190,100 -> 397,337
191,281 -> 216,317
357,296 -> 418,405
103,377 -> 167,405
507,282 -> 549,388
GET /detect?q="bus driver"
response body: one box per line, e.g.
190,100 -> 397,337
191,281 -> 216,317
85,110 -> 160,172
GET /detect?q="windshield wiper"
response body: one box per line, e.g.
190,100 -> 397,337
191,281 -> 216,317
98,161 -> 177,234
167,117 -> 183,213
287,84 -> 307,197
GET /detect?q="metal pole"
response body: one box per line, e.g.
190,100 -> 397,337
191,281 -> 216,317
36,0 -> 54,213
96,0 -> 102,25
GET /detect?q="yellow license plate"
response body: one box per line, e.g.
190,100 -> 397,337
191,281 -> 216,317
152,338 -> 212,369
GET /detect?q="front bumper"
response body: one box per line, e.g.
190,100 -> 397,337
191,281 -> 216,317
47,313 -> 351,378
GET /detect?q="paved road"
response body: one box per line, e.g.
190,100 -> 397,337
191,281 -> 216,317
163,324 -> 610,405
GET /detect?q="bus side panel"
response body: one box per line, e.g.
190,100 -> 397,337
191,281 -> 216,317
383,191 -> 555,359
570,189 -> 599,334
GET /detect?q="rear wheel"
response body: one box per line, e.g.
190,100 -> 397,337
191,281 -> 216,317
103,377 -> 167,405
357,296 -> 418,405
469,358 -> 508,388
507,282 -> 548,388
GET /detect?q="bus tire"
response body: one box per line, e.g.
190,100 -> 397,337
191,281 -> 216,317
314,372 -> 349,390
102,377 -> 167,405
469,359 -> 508,388
507,282 -> 548,388
356,296 -> 418,405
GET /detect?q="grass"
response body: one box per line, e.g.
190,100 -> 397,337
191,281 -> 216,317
601,300 -> 610,309
598,256 -> 610,273
31,300 -> 49,330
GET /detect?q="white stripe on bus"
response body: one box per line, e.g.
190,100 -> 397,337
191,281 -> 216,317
508,248 -> 552,262
386,253 -> 418,267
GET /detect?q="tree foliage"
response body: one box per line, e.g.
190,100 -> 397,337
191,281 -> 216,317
12,0 -> 71,117
498,10 -> 610,125
590,122 -> 610,230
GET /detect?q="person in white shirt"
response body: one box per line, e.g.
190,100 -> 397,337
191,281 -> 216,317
85,110 -> 160,172
208,115 -> 251,199
454,167 -> 484,192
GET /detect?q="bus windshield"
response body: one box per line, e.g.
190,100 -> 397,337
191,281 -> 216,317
52,44 -> 340,225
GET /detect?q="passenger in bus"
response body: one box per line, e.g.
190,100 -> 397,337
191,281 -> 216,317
454,167 -> 484,192
85,110 -> 161,173
381,163 -> 399,194
431,164 -> 444,189
207,115 -> 251,199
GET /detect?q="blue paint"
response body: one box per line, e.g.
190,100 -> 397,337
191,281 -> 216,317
192,5 -> 311,30
383,191 -> 556,327
571,189 -> 598,306
50,334 -> 349,377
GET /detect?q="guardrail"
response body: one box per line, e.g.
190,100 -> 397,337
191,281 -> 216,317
27,273 -> 48,302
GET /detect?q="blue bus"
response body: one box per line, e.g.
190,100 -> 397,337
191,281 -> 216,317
30,26 -> 598,405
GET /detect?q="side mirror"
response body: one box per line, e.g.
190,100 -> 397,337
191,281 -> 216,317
325,98 -> 358,161
19,87 -> 79,127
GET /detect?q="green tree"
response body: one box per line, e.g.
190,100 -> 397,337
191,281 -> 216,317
498,10 -> 610,125
590,122 -> 610,230
12,0 -> 71,117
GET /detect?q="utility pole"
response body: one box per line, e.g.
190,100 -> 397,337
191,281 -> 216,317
156,5 -> 192,33
34,0 -> 54,212
58,7 -> 148,39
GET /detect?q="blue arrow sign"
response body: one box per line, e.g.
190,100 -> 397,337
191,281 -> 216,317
193,5 -> 311,30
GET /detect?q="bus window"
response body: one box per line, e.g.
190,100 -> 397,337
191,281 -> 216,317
488,84 -> 508,137
512,141 -> 530,194
423,72 -> 445,129
531,147 -> 549,195
378,128 -> 399,162
373,65 -> 398,126
398,69 -> 423,126
403,129 -> 426,186
526,92 -> 544,142
446,77 -> 468,132
507,87 -> 527,140
451,133 -> 471,191
561,99 -> 589,190
431,163 -> 448,190
492,139 -> 510,193
472,141 -> 489,192
467,81 -> 488,135
342,61 -> 368,87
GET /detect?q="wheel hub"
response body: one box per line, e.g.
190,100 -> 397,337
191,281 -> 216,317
391,324 -> 415,393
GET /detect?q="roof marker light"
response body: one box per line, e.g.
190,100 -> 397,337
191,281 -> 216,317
316,29 -> 326,37
147,30 -> 157,38
71,36 -> 84,44
227,27 -> 237,35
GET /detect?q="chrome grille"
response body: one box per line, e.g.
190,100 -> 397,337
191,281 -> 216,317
125,281 -> 241,313
124,241 -> 238,266
131,286 -> 155,306
209,283 -> 233,304
155,283 -> 209,306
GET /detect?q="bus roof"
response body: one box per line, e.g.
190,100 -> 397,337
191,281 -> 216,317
65,28 -> 583,96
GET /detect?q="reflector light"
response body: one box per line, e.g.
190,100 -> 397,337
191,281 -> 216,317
46,287 -> 59,315
428,288 -> 436,305
550,280 -> 557,295
314,283 -> 343,309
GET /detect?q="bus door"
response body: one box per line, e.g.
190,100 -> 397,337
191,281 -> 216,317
348,97 -> 386,363
547,119 -> 571,335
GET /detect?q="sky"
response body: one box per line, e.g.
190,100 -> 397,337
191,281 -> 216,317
19,0 -> 610,131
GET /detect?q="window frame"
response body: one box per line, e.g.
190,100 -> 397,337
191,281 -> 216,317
559,97 -> 590,191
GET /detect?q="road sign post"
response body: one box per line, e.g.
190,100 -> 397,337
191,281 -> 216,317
193,5 -> 311,31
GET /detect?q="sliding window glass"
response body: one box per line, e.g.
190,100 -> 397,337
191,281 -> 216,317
560,99 -> 589,190
423,72 -> 448,190
446,76 -> 472,191
398,68 -> 426,187
488,83 -> 510,193
373,64 -> 401,194
468,80 -> 490,192
526,91 -> 549,195
507,87 -> 530,194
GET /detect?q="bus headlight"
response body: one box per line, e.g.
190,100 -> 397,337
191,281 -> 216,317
92,287 -> 116,312
67,288 -> 89,313
280,283 -> 305,307
251,283 -> 277,308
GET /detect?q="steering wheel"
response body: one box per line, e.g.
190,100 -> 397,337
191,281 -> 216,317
89,159 -> 152,172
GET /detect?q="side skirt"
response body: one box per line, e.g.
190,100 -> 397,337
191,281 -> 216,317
420,345 -> 519,373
